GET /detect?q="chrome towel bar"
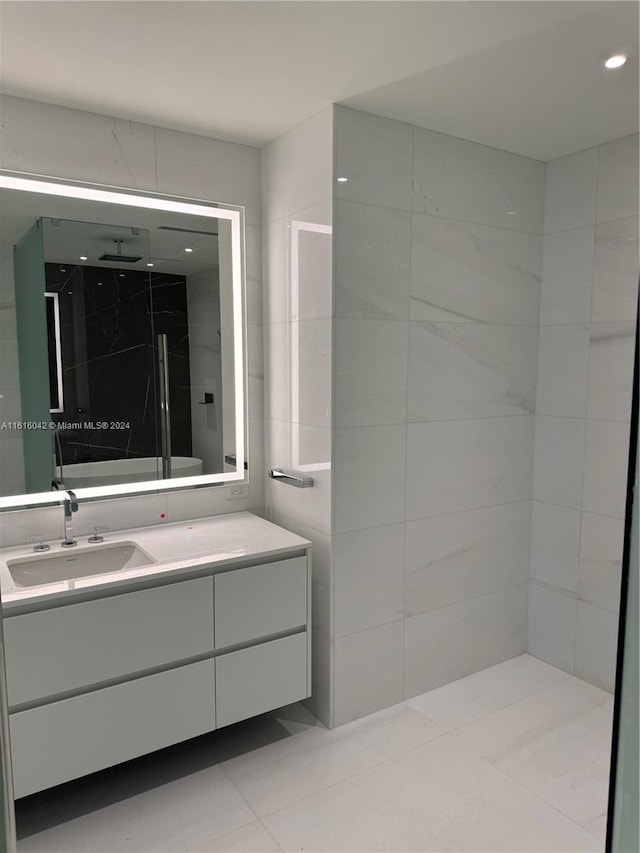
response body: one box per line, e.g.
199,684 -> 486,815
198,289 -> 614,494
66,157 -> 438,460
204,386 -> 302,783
268,468 -> 314,488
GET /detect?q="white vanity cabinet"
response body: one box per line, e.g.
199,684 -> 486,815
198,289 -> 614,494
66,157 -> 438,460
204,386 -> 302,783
10,660 -> 217,798
2,530 -> 312,799
4,576 -> 215,706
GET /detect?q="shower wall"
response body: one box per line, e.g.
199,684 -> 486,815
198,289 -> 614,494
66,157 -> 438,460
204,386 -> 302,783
330,106 -> 544,725
261,107 -> 334,726
528,134 -> 639,692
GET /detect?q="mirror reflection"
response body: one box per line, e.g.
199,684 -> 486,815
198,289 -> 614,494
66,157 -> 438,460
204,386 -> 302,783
0,177 -> 245,501
41,217 -> 221,489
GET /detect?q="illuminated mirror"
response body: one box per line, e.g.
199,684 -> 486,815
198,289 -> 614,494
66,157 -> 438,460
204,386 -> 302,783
0,172 -> 247,508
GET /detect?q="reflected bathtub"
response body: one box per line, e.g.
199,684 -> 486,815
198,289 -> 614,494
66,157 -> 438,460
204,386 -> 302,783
56,457 -> 203,488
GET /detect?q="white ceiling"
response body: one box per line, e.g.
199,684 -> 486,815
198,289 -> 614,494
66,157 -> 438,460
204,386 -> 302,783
0,1 -> 637,161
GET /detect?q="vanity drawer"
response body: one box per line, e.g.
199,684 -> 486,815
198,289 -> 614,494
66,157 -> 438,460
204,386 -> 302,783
215,631 -> 308,727
10,658 -> 216,799
214,556 -> 308,648
4,576 -> 214,706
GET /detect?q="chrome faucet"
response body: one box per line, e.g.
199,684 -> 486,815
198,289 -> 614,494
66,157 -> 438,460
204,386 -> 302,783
61,490 -> 78,547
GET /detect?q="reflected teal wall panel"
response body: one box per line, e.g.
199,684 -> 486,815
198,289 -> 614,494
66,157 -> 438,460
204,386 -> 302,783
13,220 -> 53,492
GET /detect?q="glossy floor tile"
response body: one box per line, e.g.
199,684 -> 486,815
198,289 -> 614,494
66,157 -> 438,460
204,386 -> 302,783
406,653 -> 571,730
263,735 -> 599,852
17,655 -> 611,853
222,703 -> 442,817
454,676 -> 613,838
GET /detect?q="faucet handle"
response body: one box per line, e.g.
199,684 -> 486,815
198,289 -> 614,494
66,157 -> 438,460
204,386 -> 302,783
88,525 -> 109,543
26,534 -> 51,553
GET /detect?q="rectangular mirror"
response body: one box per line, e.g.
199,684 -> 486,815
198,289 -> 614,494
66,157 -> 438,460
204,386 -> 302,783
0,171 -> 247,509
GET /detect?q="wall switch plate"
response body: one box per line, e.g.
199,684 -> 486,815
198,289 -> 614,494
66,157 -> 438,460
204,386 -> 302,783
226,485 -> 249,500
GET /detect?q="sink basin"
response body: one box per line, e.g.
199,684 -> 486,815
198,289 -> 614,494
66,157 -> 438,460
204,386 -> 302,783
7,541 -> 156,587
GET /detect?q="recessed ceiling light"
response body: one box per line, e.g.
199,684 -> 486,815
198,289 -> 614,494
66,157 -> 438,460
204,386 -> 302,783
146,262 -> 154,267
185,247 -> 193,253
507,211 -> 516,215
605,54 -> 627,69
337,177 -> 348,182
60,267 -> 66,272
119,273 -> 125,278
79,255 -> 87,260
98,282 -> 103,286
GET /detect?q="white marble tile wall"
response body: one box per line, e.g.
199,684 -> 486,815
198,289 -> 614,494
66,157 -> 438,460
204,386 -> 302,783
332,106 -> 543,725
0,96 -> 264,537
528,134 -> 638,691
260,107 -> 334,725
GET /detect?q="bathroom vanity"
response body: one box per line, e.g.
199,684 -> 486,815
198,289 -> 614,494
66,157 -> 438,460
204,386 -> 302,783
0,512 -> 311,798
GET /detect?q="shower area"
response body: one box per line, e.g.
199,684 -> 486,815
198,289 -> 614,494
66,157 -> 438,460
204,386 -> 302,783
264,105 -> 638,731
260,104 -> 638,846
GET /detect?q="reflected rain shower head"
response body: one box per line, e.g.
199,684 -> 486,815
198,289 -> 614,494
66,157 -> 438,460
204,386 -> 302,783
99,238 -> 143,263
99,253 -> 143,262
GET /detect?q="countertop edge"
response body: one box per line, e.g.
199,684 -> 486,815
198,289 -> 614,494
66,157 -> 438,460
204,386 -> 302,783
1,512 -> 312,614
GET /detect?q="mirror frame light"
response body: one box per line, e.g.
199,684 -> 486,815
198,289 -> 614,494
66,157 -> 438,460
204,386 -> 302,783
290,219 -> 332,473
0,171 -> 247,509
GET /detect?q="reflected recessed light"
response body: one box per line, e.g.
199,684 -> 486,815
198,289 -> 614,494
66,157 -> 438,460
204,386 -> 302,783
605,54 -> 627,69
119,273 -> 125,278
146,262 -> 154,267
68,291 -> 73,295
185,247 -> 193,253
337,177 -> 348,182
79,256 -> 87,260
60,267 -> 66,272
98,282 -> 103,286
507,211 -> 516,215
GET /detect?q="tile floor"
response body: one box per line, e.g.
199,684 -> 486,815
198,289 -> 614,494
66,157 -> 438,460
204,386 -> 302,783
16,654 -> 613,853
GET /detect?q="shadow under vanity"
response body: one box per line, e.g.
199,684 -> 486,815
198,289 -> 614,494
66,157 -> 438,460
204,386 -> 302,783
0,512 -> 311,798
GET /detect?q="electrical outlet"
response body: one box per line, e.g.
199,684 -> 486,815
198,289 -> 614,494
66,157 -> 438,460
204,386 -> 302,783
227,484 -> 249,500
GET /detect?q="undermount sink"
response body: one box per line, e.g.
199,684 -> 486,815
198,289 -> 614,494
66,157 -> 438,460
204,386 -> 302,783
7,541 -> 157,587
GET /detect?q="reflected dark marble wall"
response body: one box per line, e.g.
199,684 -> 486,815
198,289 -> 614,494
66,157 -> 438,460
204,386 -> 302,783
45,264 -> 193,466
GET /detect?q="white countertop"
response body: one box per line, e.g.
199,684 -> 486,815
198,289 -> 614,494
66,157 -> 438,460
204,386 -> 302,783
0,512 -> 311,613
